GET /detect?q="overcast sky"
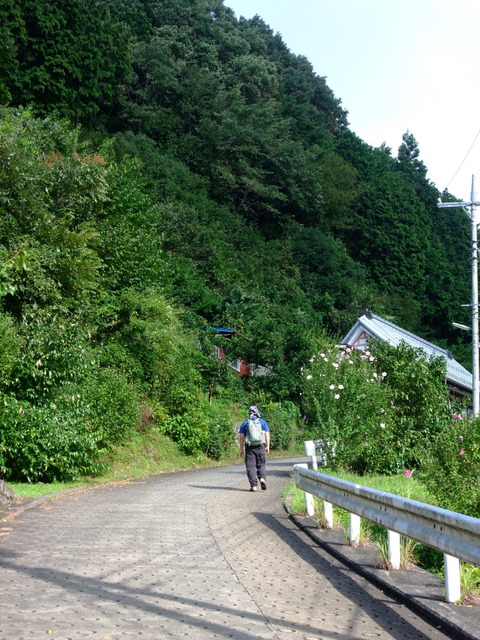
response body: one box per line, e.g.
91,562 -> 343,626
224,0 -> 480,202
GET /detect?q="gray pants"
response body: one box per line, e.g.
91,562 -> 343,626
245,445 -> 266,486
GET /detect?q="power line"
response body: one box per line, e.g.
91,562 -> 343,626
446,127 -> 480,191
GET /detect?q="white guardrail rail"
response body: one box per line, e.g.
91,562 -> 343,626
293,462 -> 480,603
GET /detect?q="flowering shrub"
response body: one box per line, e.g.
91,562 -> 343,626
301,338 -> 454,475
301,341 -> 396,473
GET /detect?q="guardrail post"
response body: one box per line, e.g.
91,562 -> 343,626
350,513 -> 361,545
323,500 -> 333,528
387,530 -> 401,570
444,554 -> 461,603
303,440 -> 318,470
297,463 -> 315,516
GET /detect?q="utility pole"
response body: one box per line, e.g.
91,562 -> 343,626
438,175 -> 480,418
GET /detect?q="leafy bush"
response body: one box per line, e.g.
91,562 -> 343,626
4,307 -> 95,402
160,413 -> 210,456
262,400 -> 299,450
156,393 -> 236,459
106,288 -> 203,405
78,368 -> 142,445
204,400 -> 237,460
0,311 -> 22,378
418,412 -> 480,517
0,393 -> 105,482
371,340 -> 452,462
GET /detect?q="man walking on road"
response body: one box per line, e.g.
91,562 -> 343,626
239,405 -> 270,492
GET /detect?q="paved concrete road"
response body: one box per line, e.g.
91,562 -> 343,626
0,457 -> 459,639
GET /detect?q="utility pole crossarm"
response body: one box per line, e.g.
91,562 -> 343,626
437,201 -> 480,209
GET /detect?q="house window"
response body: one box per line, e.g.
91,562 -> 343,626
230,358 -> 242,372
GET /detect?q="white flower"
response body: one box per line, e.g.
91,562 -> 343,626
332,362 -> 339,368
306,375 -> 312,380
309,357 -> 315,362
324,357 -> 329,362
373,372 -> 378,378
369,356 -> 375,362
329,384 -> 335,389
320,353 -> 325,358
349,360 -> 353,364
381,372 -> 387,378
380,423 -> 386,429
334,393 -> 340,399
338,384 -> 344,390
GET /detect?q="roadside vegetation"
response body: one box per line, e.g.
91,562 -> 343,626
8,425 -> 303,499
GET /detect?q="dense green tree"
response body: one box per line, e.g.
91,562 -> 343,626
0,109 -> 103,312
0,0 -> 23,104
3,0 -> 131,122
397,131 -> 427,178
291,228 -> 374,332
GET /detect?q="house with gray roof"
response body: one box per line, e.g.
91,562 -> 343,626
341,309 -> 472,399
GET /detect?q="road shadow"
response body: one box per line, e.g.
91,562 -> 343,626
251,510 -> 454,640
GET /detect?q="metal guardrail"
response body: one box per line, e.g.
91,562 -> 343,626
293,464 -> 480,602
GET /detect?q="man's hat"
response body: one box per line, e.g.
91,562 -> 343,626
249,405 -> 260,416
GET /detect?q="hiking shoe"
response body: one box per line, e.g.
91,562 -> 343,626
260,478 -> 267,490
250,485 -> 257,492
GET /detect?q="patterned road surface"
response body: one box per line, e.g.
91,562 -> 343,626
0,457 -> 457,639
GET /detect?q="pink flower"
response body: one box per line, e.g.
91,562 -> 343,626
404,470 -> 412,477
459,436 -> 464,440
459,450 -> 465,456
452,413 -> 463,421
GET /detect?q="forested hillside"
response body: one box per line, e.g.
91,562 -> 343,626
0,0 -> 472,481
